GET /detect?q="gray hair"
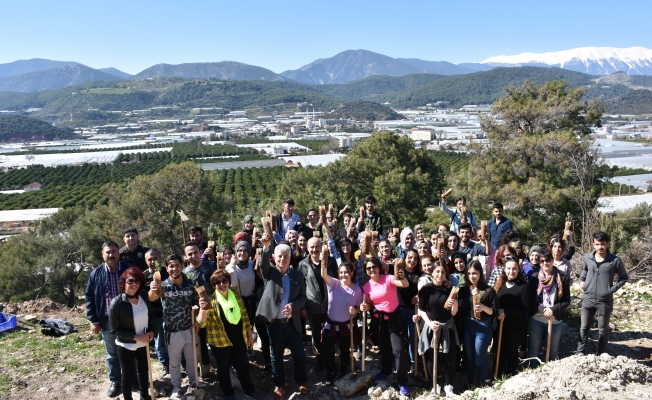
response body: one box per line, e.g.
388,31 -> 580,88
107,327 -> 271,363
145,248 -> 161,257
274,244 -> 291,256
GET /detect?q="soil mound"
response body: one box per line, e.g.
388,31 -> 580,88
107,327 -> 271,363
0,298 -> 80,316
461,353 -> 652,399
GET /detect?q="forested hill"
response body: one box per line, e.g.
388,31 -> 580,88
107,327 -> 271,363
0,115 -> 76,141
330,100 -> 403,121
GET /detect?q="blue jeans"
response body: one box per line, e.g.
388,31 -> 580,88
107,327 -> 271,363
464,317 -> 492,387
101,326 -> 121,383
528,317 -> 563,368
267,320 -> 307,388
154,316 -> 169,365
399,306 -> 416,363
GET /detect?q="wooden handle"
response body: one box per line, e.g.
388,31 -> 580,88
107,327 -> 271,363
319,205 -> 327,225
146,340 -> 155,400
414,304 -> 419,377
494,319 -> 504,379
546,319 -> 552,363
442,188 -> 453,198
348,218 -> 357,238
321,246 -> 329,269
261,217 -> 273,238
362,294 -> 366,372
350,313 -> 355,376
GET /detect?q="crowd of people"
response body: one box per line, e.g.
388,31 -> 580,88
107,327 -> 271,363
86,192 -> 630,399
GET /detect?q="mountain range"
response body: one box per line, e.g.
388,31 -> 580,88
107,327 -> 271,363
1,47 -> 652,92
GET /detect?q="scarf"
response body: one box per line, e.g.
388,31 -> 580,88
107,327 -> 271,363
399,227 -> 414,250
537,266 -> 563,304
418,317 -> 458,355
215,289 -> 241,325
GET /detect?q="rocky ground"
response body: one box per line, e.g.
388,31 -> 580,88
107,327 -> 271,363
1,280 -> 652,399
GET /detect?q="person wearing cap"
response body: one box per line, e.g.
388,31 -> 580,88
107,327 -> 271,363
526,245 -> 543,280
226,241 -> 258,333
183,241 -> 216,377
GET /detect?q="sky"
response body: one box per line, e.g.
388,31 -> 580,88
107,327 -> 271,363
0,0 -> 649,74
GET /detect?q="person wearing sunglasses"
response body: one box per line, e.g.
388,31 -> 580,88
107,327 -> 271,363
359,258 -> 411,395
526,249 -> 570,368
109,266 -> 157,400
196,269 -> 261,400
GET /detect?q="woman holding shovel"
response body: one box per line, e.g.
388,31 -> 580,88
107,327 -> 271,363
359,258 -> 411,395
527,249 -> 570,368
459,260 -> 496,388
197,269 -> 262,400
415,261 -> 459,397
109,266 -> 158,400
494,258 -> 530,377
320,258 -> 363,384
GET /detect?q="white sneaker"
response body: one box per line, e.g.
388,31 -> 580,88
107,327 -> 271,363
170,388 -> 183,399
431,385 -> 441,396
444,384 -> 454,397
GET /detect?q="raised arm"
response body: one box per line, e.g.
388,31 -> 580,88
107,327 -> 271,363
259,233 -> 272,280
392,259 -> 409,288
321,246 -> 332,287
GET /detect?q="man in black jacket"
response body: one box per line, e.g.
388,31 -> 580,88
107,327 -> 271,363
297,237 -> 337,374
256,234 -> 309,399
576,231 -> 628,355
119,227 -> 149,271
85,241 -> 129,397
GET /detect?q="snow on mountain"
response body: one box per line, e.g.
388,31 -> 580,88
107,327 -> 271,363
481,47 -> 652,75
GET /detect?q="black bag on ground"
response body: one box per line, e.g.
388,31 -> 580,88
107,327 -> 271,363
39,318 -> 78,337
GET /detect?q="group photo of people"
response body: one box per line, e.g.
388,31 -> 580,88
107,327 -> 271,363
86,191 -> 629,399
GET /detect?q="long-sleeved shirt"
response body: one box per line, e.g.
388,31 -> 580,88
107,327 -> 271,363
440,200 -> 478,233
487,217 -> 512,250
579,251 -> 628,305
496,280 -> 529,322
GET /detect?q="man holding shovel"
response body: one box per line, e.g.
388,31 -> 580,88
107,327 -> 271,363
149,254 -> 201,399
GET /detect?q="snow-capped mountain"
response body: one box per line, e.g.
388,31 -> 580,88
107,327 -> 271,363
481,47 -> 652,75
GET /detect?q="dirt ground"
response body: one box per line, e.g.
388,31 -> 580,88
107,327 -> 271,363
1,283 -> 652,400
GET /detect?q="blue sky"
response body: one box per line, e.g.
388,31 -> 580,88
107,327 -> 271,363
0,0 -> 649,74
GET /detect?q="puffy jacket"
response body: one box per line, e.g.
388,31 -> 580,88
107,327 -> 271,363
109,291 -> 158,344
85,262 -> 129,330
579,251 -> 628,305
297,255 -> 338,314
528,271 -> 571,321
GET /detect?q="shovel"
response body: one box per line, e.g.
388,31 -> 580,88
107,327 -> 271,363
350,313 -> 356,378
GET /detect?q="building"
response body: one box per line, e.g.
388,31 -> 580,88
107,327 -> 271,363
0,208 -> 61,233
410,127 -> 436,141
24,182 -> 44,191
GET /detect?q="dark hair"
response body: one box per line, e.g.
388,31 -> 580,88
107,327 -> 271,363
298,230 -> 312,241
340,262 -> 356,283
454,196 -> 466,204
495,244 -> 518,267
307,208 -> 318,215
593,231 -> 610,243
210,269 -> 231,288
365,257 -> 383,274
499,228 -> 522,246
101,240 -> 119,251
547,234 -> 566,254
433,260 -> 449,279
378,239 -> 392,248
458,222 -> 472,233
122,227 -> 138,236
119,267 -> 146,293
436,223 -> 449,232
282,196 -> 295,206
343,213 -> 352,219
466,260 -> 488,290
492,202 -> 504,210
222,245 -> 234,255
165,254 -> 183,266
405,248 -> 420,267
184,241 -> 200,251
494,258 -> 526,292
446,232 -> 460,251
338,238 -> 357,262
538,248 -> 553,261
189,225 -> 203,234
365,195 -> 377,204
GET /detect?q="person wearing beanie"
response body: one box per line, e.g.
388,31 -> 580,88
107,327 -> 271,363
227,241 -> 259,348
527,245 -> 543,279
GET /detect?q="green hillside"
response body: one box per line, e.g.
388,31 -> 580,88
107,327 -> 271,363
0,115 -> 76,141
330,100 -> 403,121
608,90 -> 652,114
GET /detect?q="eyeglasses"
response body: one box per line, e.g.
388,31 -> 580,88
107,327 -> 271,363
125,279 -> 140,285
541,258 -> 553,263
503,256 -> 517,261
214,279 -> 229,286
366,265 -> 378,271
